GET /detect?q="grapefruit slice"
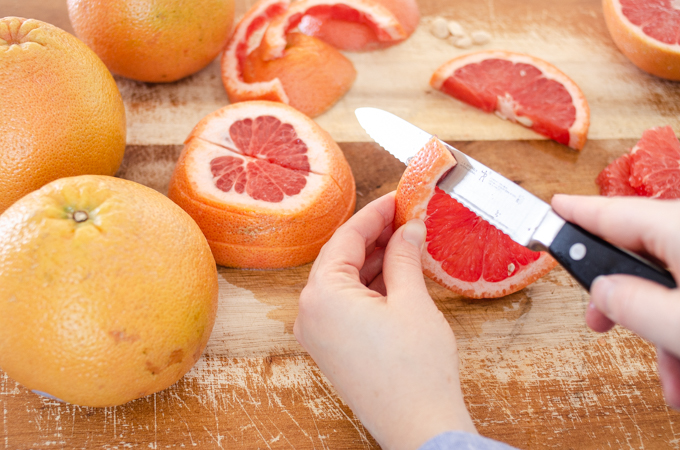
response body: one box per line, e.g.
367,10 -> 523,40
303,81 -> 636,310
168,101 -> 356,269
394,137 -> 557,299
296,0 -> 419,51
259,0 -> 407,61
221,0 -> 291,105
603,0 -> 680,80
596,126 -> 680,199
430,51 -> 590,151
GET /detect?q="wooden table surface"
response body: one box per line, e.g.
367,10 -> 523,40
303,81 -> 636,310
2,0 -> 680,448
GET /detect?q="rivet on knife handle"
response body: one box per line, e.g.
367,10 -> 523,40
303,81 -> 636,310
531,219 -> 677,291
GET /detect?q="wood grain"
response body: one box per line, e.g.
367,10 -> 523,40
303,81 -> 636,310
2,0 -> 680,448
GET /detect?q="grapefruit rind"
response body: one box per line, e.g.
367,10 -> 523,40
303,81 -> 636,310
603,0 -> 680,81
260,0 -> 407,61
395,136 -> 557,299
430,51 -> 590,151
221,0 -> 291,104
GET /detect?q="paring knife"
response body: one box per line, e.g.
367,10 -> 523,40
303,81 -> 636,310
354,107 -> 677,291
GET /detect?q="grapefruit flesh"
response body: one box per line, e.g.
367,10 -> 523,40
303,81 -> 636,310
395,137 -> 557,299
296,0 -> 419,51
168,101 -> 355,269
596,126 -> 680,199
430,51 -> 590,151
0,175 -> 218,407
0,17 -> 126,214
603,0 -> 680,80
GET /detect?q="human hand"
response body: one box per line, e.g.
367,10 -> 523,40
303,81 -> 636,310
294,192 -> 476,450
552,194 -> 680,410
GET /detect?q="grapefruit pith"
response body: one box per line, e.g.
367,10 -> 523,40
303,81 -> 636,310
0,17 -> 126,214
395,137 -> 557,299
430,51 -> 590,151
603,0 -> 680,80
0,175 -> 218,407
596,126 -> 680,199
168,101 -> 356,269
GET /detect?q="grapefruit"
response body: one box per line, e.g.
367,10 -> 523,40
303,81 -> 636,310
168,101 -> 356,269
259,0 -> 407,61
603,0 -> 680,80
0,17 -> 126,215
395,137 -> 557,299
597,126 -> 680,198
294,0 -> 419,51
430,51 -> 590,151
67,0 -> 235,83
243,32 -> 357,117
0,175 -> 219,407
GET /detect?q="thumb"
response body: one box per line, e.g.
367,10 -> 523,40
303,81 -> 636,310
591,275 -> 680,357
382,219 -> 430,301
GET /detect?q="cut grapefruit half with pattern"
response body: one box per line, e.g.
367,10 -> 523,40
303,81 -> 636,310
603,0 -> 680,80
597,126 -> 680,199
168,101 -> 356,269
430,51 -> 590,151
394,137 -> 557,299
259,0 -> 407,61
296,0 -> 419,51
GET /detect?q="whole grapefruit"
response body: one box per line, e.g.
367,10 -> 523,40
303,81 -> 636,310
0,17 -> 126,214
0,175 -> 219,407
67,0 -> 235,83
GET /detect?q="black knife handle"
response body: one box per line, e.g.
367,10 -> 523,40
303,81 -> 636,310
548,222 -> 677,291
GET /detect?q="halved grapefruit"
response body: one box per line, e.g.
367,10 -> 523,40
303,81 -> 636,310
259,0 -> 407,61
394,137 -> 557,299
168,101 -> 356,269
430,51 -> 590,151
596,126 -> 680,199
603,0 -> 680,80
221,0 -> 290,105
296,0 -> 419,51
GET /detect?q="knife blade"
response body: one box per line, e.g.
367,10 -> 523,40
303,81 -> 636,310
355,107 -> 676,291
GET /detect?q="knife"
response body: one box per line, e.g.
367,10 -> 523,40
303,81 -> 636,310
355,107 -> 677,291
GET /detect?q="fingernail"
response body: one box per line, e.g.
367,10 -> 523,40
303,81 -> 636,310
402,219 -> 426,250
591,275 -> 613,315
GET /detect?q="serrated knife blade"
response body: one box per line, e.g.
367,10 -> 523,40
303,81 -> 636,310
354,107 -> 676,291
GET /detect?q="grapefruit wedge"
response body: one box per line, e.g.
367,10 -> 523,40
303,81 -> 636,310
168,101 -> 356,269
296,0 -> 419,51
395,137 -> 557,299
597,126 -> 680,199
603,0 -> 680,80
259,0 -> 407,61
430,51 -> 590,151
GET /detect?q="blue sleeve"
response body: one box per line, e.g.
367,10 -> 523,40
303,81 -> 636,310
418,431 -> 519,450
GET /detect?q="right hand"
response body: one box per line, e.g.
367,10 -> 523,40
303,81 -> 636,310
552,194 -> 680,410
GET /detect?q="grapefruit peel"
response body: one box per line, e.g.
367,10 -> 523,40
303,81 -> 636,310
430,51 -> 590,151
603,0 -> 680,81
395,136 -> 557,299
259,0 -> 407,61
221,0 -> 291,104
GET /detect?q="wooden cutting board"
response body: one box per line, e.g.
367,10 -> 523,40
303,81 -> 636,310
2,0 -> 680,448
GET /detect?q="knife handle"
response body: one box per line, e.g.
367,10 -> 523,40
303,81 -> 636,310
548,222 -> 677,291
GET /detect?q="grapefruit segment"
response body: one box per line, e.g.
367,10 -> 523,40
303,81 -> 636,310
430,51 -> 590,151
595,153 -> 637,196
603,0 -> 680,80
395,137 -> 557,299
221,0 -> 291,104
259,0 -> 407,61
168,101 -> 356,268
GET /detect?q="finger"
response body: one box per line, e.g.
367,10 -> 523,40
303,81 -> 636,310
382,219 -> 430,302
364,223 -> 394,258
551,195 -> 680,272
591,275 -> 680,356
360,247 -> 385,287
585,299 -> 615,333
368,272 -> 387,296
314,192 -> 396,276
658,347 -> 680,410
